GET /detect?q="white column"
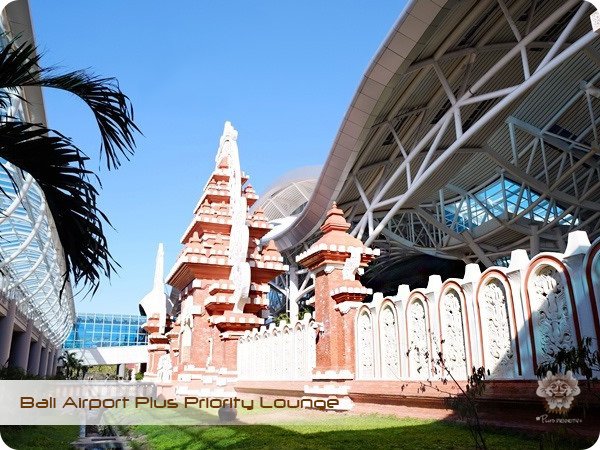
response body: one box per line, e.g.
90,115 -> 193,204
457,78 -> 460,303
45,347 -> 55,377
530,225 -> 540,257
51,349 -> 59,376
11,319 -> 32,371
0,301 -> 16,368
288,263 -> 299,322
38,344 -> 49,378
27,337 -> 42,376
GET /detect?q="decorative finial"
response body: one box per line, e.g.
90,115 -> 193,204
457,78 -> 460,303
321,202 -> 350,234
263,240 -> 280,258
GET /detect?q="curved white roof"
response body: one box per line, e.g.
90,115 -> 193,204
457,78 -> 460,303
272,0 -> 600,266
253,165 -> 321,222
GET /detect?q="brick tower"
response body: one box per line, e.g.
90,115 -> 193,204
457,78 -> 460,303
297,203 -> 378,408
150,121 -> 287,395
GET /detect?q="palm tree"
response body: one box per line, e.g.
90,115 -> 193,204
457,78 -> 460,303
0,35 -> 140,293
58,350 -> 83,379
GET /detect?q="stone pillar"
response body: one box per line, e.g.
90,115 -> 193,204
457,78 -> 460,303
0,300 -> 16,368
143,314 -> 172,381
27,337 -> 42,376
297,204 -> 378,409
530,224 -> 540,257
45,347 -> 55,377
10,319 -> 32,371
506,249 -> 533,378
288,262 -> 299,322
312,266 -> 359,376
51,349 -> 59,376
147,343 -> 169,378
38,345 -> 49,379
297,204 -> 378,379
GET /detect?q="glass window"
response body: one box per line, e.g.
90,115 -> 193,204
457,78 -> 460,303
444,177 -> 578,233
63,313 -> 148,349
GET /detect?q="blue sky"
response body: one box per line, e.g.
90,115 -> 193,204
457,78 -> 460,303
29,0 -> 403,314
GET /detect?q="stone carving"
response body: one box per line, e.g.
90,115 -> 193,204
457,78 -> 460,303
441,289 -> 468,379
295,324 -> 304,379
180,297 -> 193,349
138,243 -> 171,334
380,306 -> 400,379
408,299 -> 428,379
157,353 -> 173,382
342,247 -> 362,281
357,311 -> 375,379
481,280 -> 514,378
206,337 -> 213,368
283,330 -> 292,379
272,330 -> 281,379
306,324 -> 317,377
530,266 -> 574,364
220,122 -> 251,313
252,335 -> 260,379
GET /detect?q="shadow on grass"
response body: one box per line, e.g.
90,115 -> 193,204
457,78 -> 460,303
1,413 -> 596,449
127,415 -> 596,450
0,425 -> 80,450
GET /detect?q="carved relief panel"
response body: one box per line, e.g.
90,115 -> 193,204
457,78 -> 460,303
356,310 -> 375,379
407,299 -> 429,379
479,279 -> 515,378
295,323 -> 305,379
380,305 -> 400,379
440,288 -> 468,379
528,265 -> 576,366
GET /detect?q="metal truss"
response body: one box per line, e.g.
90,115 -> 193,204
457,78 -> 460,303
0,90 -> 75,345
268,242 -> 316,319
342,0 -> 600,266
0,161 -> 75,345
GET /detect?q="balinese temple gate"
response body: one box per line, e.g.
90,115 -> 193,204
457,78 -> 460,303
145,122 -> 600,416
144,122 -> 288,396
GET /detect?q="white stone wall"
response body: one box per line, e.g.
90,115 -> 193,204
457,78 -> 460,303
355,231 -> 600,381
237,314 -> 317,381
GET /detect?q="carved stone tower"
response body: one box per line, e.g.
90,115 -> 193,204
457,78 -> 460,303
152,122 -> 287,393
297,203 -> 378,378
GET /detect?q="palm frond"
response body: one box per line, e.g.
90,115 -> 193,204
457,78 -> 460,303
0,37 -> 140,169
33,71 -> 140,169
0,121 -> 116,293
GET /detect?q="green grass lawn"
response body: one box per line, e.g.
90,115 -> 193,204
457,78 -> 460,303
0,416 -> 592,449
126,415 -> 590,450
0,425 -> 79,450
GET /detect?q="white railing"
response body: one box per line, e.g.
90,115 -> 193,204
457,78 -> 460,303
237,314 -> 317,381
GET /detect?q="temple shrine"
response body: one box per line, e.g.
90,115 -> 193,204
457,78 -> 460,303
141,121 -> 600,429
143,121 -> 287,395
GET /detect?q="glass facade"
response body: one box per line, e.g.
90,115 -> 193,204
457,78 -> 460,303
444,177 -> 577,233
63,313 -> 148,349
0,22 -> 75,345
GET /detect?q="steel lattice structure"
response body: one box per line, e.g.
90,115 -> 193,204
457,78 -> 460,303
0,163 -> 75,345
271,0 -> 600,266
0,3 -> 75,346
263,0 -> 600,313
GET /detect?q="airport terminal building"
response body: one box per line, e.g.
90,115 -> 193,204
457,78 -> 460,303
0,0 -> 74,377
140,1 -> 600,430
1,0 -> 600,433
